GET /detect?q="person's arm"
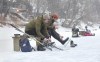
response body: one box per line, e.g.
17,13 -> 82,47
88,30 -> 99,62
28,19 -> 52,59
47,19 -> 55,29
44,24 -> 50,38
35,21 -> 45,39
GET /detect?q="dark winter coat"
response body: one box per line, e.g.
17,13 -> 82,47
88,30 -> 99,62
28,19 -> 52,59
46,18 -> 61,37
72,27 -> 79,32
46,18 -> 55,29
25,16 -> 49,39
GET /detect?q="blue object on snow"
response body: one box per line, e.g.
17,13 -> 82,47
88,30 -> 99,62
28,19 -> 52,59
19,38 -> 32,52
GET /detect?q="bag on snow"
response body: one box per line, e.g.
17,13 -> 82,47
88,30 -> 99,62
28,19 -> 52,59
19,38 -> 32,52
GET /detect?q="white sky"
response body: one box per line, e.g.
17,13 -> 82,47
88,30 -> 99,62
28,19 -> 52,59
0,26 -> 100,62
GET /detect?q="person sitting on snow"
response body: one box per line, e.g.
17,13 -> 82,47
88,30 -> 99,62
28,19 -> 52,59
47,13 -> 69,45
72,25 -> 79,37
85,25 -> 91,32
43,13 -> 76,47
25,13 -> 69,51
25,15 -> 51,51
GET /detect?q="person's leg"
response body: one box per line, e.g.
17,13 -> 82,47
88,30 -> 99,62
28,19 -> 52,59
25,29 -> 45,51
25,29 -> 37,36
48,29 -> 69,45
36,38 -> 46,51
48,29 -> 59,38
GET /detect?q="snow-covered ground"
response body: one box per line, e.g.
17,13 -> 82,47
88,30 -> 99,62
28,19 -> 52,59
0,26 -> 100,62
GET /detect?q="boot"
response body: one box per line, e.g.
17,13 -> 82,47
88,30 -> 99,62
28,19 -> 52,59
36,38 -> 46,51
61,37 -> 69,45
70,40 -> 77,47
37,45 -> 46,51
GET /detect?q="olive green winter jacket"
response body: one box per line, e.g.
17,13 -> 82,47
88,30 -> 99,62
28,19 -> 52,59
25,16 -> 49,39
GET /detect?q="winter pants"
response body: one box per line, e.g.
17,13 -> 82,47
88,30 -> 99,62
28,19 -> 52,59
48,28 -> 62,42
25,28 -> 62,46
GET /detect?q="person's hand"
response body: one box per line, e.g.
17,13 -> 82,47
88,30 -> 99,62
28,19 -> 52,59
54,26 -> 59,29
48,37 -> 51,41
53,23 -> 59,29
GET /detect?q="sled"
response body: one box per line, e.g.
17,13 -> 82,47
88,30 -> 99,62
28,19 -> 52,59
83,32 -> 95,36
79,31 -> 95,36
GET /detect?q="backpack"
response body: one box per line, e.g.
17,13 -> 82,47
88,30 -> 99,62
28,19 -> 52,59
19,38 -> 32,52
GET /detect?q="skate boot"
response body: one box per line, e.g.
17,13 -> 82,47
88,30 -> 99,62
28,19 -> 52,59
70,40 -> 77,47
62,37 -> 69,45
